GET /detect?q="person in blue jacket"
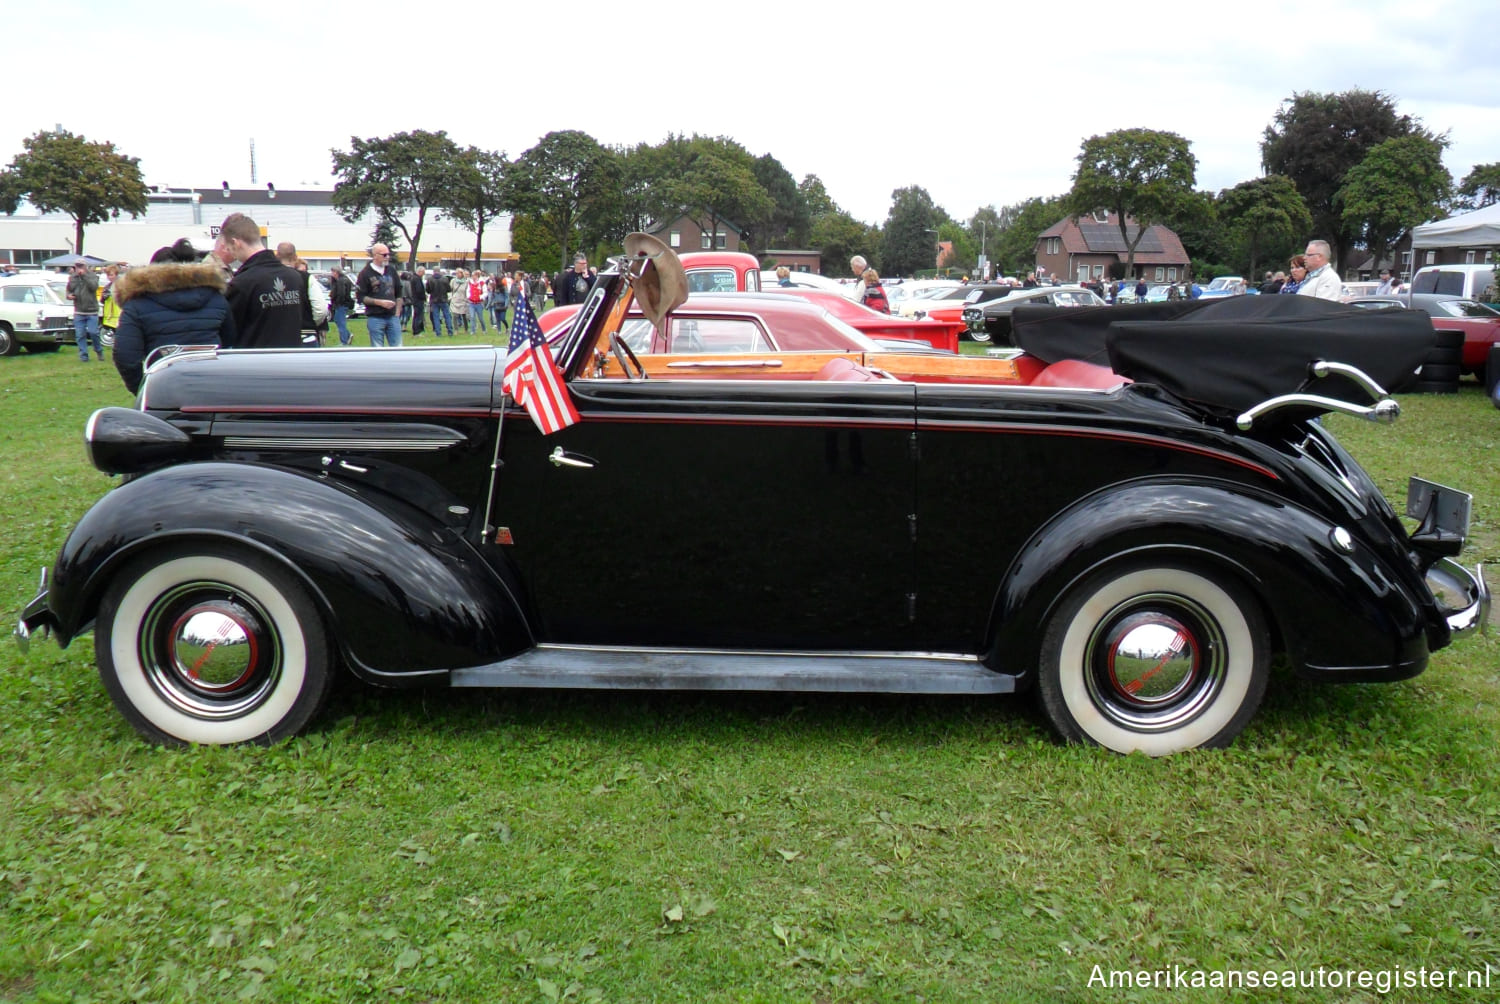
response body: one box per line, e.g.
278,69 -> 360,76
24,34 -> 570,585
112,238 -> 235,394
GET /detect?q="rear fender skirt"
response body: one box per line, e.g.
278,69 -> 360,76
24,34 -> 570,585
991,481 -> 1432,680
44,463 -> 531,682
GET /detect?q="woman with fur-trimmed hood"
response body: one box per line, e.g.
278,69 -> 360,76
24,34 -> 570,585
113,238 -> 236,394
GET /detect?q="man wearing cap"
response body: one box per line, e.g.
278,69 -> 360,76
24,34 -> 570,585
553,253 -> 594,306
66,262 -> 103,361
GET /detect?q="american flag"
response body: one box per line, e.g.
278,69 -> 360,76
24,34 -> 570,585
502,294 -> 579,434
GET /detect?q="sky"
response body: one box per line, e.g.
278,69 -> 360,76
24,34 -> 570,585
6,0 -> 1498,228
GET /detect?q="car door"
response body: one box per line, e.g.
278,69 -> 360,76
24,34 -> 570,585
487,376 -> 919,651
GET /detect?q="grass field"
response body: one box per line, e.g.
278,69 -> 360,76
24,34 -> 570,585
2,340 -> 1498,1003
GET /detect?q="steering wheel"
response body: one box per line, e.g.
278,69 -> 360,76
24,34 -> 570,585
609,331 -> 647,380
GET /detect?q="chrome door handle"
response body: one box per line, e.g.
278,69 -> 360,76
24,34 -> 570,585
549,446 -> 594,469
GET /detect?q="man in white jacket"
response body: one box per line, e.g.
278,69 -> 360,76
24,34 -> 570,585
1296,240 -> 1343,301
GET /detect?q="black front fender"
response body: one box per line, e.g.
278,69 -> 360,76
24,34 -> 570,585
992,480 -> 1432,681
45,462 -> 532,682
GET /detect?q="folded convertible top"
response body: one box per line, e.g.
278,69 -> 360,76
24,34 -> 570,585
1012,296 -> 1435,416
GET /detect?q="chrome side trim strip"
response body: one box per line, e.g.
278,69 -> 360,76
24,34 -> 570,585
221,437 -> 457,451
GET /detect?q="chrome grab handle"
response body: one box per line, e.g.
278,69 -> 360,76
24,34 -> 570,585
1237,394 -> 1399,430
1310,359 -> 1389,400
666,359 -> 784,368
549,446 -> 594,469
1237,360 -> 1399,430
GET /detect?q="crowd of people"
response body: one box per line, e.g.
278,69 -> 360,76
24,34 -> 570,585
52,219 -> 1368,397
50,212 -> 608,395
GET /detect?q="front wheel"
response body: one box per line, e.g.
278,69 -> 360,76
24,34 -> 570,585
100,325 -> 116,348
0,323 -> 16,357
96,545 -> 334,746
965,327 -> 992,344
1037,563 -> 1269,755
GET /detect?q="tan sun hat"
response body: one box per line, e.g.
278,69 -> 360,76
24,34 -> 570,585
622,232 -> 688,331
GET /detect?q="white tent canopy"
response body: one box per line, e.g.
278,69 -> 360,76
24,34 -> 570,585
1411,202 -> 1500,249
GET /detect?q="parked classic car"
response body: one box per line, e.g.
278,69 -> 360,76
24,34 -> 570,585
962,285 -> 1108,343
538,292 -> 950,356
1347,295 -> 1500,381
0,274 -> 74,355
15,238 -> 1488,756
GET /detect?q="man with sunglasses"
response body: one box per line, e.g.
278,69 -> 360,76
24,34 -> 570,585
356,244 -> 403,347
218,213 -> 308,348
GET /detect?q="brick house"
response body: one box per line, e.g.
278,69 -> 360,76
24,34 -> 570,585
647,213 -> 747,254
1035,212 -> 1191,284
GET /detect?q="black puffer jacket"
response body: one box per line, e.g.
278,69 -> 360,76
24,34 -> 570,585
113,263 -> 236,394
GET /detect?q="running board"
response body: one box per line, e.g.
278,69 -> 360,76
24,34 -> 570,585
450,645 -> 1015,694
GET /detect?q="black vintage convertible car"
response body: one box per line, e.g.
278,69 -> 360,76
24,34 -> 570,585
15,236 -> 1489,754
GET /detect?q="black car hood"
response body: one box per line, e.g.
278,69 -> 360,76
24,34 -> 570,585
1012,296 -> 1435,416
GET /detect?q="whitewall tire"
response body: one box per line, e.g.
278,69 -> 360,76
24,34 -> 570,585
1038,563 -> 1269,755
96,546 -> 332,746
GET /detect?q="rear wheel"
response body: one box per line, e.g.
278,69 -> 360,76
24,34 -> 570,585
100,326 -> 116,348
96,545 -> 333,746
1038,563 -> 1269,755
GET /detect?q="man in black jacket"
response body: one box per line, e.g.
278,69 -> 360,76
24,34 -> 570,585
328,265 -> 356,345
217,213 -> 308,349
409,266 -> 427,336
554,254 -> 594,306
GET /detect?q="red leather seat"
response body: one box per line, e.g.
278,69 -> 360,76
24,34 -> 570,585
1030,359 -> 1126,389
816,357 -> 883,382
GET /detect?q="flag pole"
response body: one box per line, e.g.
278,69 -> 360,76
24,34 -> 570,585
481,387 -> 509,545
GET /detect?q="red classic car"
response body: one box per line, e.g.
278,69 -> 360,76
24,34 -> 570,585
544,251 -> 960,352
1348,296 -> 1500,381
763,287 -> 963,352
679,250 -> 762,293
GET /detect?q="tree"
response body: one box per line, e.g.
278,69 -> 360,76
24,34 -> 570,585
882,186 -> 942,276
810,211 -> 878,278
968,206 -> 1004,278
748,153 -> 808,251
1456,162 -> 1500,209
443,148 -> 511,271
1065,128 -> 1199,275
1337,135 -> 1452,274
1215,175 -> 1312,278
798,175 -> 838,220
1261,89 -> 1436,267
509,214 -> 563,276
0,129 -> 147,255
370,216 -> 402,258
331,130 -> 467,271
505,131 -> 621,271
988,196 -> 1066,277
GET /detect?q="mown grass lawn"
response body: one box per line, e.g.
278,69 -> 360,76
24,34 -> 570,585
2,341 -> 1498,1003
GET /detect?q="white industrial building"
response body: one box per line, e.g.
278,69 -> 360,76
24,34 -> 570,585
0,185 -> 513,272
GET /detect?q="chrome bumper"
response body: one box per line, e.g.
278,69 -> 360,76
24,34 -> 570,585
14,568 -> 52,654
1426,559 -> 1489,638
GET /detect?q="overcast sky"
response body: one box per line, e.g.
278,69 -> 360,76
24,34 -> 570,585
6,0 -> 1498,227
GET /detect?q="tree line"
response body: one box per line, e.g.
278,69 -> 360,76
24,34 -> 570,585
4,89 -> 1498,279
